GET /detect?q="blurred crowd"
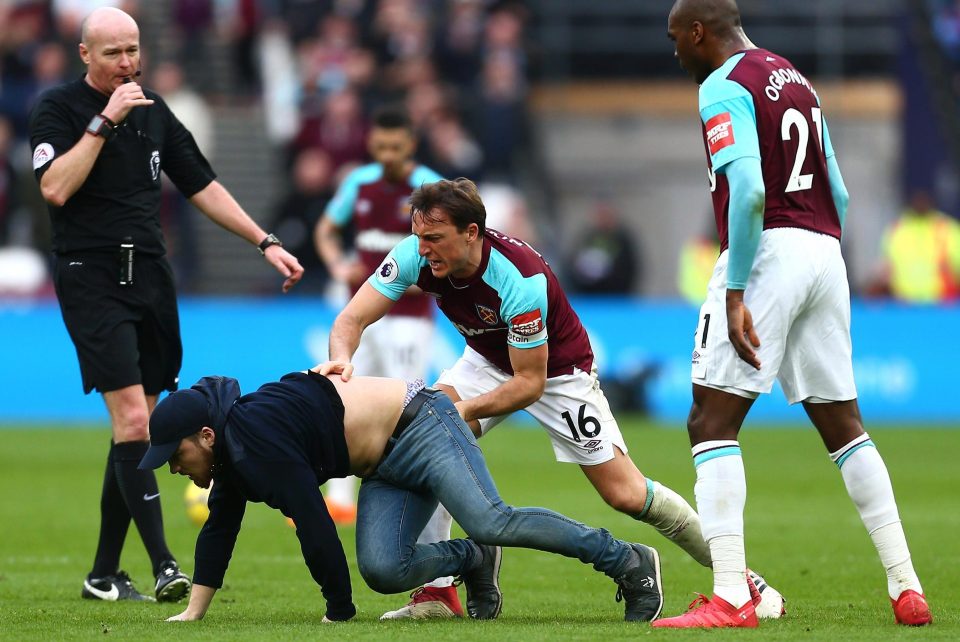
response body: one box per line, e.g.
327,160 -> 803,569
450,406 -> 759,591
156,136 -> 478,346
1,1 -> 959,303
0,0 -> 537,296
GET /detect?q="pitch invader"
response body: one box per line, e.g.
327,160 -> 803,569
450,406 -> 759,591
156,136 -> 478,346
656,0 -> 931,628
318,177 -> 785,620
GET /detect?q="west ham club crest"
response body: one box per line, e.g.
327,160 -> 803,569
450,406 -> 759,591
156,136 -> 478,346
476,304 -> 498,325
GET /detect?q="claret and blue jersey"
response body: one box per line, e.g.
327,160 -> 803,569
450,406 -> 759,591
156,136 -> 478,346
325,162 -> 442,318
369,229 -> 595,378
699,48 -> 843,253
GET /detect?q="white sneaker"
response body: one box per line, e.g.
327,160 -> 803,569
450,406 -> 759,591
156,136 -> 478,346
748,569 -> 786,619
379,585 -> 464,620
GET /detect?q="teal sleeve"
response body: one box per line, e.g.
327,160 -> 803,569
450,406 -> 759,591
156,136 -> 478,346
366,235 -> 424,301
725,156 -> 766,290
410,165 -> 444,187
483,250 -> 549,349
820,109 -> 836,159
826,154 -> 849,233
820,115 -> 848,232
324,165 -> 382,226
699,56 -> 759,171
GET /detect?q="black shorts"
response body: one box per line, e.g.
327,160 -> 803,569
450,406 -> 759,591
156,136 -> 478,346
53,252 -> 182,395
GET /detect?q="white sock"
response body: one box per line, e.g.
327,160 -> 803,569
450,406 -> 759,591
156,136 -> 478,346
325,475 -> 356,505
638,479 -> 712,567
831,434 -> 923,599
420,503 -> 455,588
693,440 -> 749,608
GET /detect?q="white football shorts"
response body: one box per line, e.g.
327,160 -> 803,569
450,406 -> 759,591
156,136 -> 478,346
436,346 -> 627,465
353,315 -> 434,380
691,227 -> 857,404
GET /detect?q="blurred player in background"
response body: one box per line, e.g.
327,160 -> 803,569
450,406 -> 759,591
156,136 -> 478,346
657,0 -> 931,628
314,106 -> 443,526
29,7 -> 303,604
318,178 -> 784,621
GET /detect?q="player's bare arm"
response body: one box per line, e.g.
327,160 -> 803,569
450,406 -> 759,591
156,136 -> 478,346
315,215 -> 363,285
320,283 -> 397,379
189,181 -> 304,292
167,584 -> 216,621
725,289 -> 761,370
456,343 -> 548,428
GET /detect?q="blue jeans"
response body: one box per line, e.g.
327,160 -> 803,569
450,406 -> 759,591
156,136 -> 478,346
356,390 -> 635,594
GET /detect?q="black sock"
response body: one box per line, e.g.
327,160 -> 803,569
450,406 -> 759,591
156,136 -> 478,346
112,440 -> 174,577
91,441 -> 131,578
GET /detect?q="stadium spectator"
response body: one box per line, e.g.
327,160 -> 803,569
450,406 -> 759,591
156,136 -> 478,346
317,178 -> 785,620
566,197 -> 641,295
313,105 -> 442,527
223,0 -> 262,97
657,0 -> 930,628
274,0 -> 332,46
405,78 -> 449,134
139,368 -> 665,623
292,88 -> 369,174
172,0 -> 214,91
299,14 -> 359,97
370,0 -> 433,69
866,190 -> 960,302
0,116 -> 20,246
28,7 -> 303,603
150,60 -> 213,291
420,109 -> 484,181
0,114 -> 50,296
270,147 -> 335,294
677,225 -> 720,304
478,181 -> 537,245
343,46 -> 385,114
434,0 -> 485,90
2,39 -> 69,139
474,53 -> 527,179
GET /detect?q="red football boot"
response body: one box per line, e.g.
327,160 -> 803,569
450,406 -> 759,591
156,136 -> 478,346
891,590 -> 932,626
652,593 -> 759,628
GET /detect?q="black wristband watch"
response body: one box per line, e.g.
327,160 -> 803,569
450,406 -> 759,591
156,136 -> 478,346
257,233 -> 282,255
86,114 -> 116,140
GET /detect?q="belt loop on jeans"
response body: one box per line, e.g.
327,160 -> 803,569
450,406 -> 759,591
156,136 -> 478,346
379,388 -> 436,464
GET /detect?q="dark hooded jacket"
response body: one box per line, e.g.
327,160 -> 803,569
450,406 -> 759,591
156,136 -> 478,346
191,371 -> 354,621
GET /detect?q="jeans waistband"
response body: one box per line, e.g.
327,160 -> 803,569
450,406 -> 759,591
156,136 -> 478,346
379,388 -> 437,464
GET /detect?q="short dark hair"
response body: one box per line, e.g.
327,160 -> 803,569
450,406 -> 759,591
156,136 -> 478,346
409,178 -> 486,234
372,105 -> 412,131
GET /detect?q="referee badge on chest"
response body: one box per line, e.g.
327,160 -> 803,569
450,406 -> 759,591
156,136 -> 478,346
149,150 -> 161,181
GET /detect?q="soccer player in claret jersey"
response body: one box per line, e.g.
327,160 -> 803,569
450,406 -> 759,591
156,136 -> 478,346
657,0 -> 931,628
314,106 -> 442,528
317,177 -> 784,621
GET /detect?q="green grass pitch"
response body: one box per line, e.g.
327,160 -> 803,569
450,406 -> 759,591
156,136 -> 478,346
1,420 -> 957,640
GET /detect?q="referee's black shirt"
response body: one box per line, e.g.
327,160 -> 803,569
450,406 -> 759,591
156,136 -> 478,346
29,76 -> 216,256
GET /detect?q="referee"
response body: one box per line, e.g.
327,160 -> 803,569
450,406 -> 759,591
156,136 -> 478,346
28,7 -> 303,603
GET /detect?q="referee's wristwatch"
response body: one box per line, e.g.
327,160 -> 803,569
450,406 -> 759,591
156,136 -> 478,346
86,113 -> 116,140
257,233 -> 282,255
